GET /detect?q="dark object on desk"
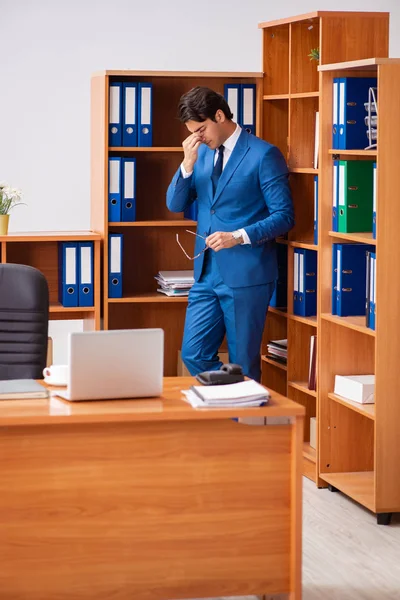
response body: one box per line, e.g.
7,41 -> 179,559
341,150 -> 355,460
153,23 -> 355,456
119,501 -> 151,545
0,379 -> 49,400
196,363 -> 244,385
0,264 -> 49,380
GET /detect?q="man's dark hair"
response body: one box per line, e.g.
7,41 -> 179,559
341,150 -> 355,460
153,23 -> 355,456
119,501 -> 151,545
178,86 -> 233,123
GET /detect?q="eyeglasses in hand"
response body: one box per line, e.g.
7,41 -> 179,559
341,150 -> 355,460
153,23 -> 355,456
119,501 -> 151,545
176,229 -> 208,260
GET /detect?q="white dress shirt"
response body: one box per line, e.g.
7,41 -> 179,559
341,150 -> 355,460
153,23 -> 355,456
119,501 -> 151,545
180,124 -> 250,244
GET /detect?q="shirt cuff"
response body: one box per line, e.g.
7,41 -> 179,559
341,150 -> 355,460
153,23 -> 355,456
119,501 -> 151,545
238,228 -> 251,245
181,163 -> 193,179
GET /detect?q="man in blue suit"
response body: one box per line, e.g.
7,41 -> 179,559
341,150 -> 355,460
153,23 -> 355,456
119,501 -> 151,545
167,87 -> 294,381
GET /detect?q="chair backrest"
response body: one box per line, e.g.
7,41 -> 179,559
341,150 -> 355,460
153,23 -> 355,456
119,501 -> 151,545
0,264 -> 49,380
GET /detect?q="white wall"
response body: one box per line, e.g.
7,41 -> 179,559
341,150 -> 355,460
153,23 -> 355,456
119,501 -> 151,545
1,0 -> 399,360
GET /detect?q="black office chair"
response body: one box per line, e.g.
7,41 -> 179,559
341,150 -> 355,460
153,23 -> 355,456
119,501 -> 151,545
0,264 -> 49,380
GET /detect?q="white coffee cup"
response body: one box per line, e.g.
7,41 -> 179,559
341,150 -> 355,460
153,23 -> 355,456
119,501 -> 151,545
43,364 -> 69,386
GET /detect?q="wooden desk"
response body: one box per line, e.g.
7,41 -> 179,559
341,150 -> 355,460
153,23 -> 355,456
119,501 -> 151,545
0,377 -> 304,600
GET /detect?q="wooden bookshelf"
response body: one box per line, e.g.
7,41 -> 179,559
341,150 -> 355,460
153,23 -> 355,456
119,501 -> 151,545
318,56 -> 400,523
0,231 -> 101,328
328,392 -> 375,421
91,71 -> 262,376
259,10 -> 389,483
328,231 -> 376,245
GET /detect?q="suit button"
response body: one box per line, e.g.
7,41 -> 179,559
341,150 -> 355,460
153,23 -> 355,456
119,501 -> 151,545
210,209 -> 215,215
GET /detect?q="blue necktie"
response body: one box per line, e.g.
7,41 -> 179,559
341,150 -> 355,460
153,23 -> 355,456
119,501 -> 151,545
211,145 -> 224,195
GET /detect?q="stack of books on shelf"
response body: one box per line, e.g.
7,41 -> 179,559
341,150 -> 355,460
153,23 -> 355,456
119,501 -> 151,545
155,270 -> 194,297
266,339 -> 287,366
182,380 -> 270,409
308,335 -> 317,391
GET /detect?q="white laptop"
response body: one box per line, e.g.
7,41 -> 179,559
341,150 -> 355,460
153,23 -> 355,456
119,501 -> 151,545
54,329 -> 164,401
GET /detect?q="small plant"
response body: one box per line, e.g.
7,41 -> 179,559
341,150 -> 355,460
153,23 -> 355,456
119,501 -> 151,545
0,182 -> 24,215
308,47 -> 320,62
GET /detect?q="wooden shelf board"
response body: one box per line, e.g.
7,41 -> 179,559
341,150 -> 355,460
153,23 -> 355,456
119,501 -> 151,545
303,442 -> 317,463
291,91 -> 320,98
263,94 -> 289,100
328,392 -> 375,420
319,57 -> 398,72
0,231 -> 102,242
288,381 -> 317,397
320,471 -> 375,511
289,168 -> 318,174
259,11 -> 388,29
108,220 -> 197,227
262,356 -> 288,371
49,304 -> 95,313
321,313 -> 375,337
107,294 -> 188,304
289,240 -> 318,250
268,307 -> 287,317
329,231 -> 376,245
108,147 -> 183,152
288,314 -> 318,327
276,238 -> 289,245
328,149 -> 377,157
98,70 -> 263,78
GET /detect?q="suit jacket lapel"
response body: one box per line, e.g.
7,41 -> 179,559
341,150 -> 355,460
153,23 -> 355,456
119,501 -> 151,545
211,129 -> 250,206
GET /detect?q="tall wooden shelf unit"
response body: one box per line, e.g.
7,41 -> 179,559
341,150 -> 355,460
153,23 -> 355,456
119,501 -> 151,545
0,231 -> 101,329
318,57 -> 400,524
91,71 -> 262,376
258,11 -> 389,483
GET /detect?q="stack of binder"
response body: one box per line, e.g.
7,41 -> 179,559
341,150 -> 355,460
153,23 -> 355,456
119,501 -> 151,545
366,251 -> 376,330
332,77 -> 377,149
332,160 -> 373,233
266,339 -> 287,366
108,234 -> 123,299
108,157 -> 136,222
332,243 -> 374,317
293,249 -> 317,317
109,81 -> 153,147
224,83 -> 256,134
58,242 -> 94,308
155,270 -> 194,297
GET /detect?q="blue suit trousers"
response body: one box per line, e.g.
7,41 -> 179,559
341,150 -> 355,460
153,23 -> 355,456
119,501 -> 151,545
181,249 -> 274,382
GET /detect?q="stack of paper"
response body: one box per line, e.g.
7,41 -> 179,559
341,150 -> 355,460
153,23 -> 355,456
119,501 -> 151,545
155,270 -> 195,296
182,380 -> 270,409
266,339 -> 287,365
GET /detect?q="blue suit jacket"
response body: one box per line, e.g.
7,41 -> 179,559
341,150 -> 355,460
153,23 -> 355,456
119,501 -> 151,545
166,128 -> 294,288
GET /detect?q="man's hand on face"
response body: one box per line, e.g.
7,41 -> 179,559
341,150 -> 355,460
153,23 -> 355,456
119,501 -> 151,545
206,231 -> 239,252
182,131 -> 203,173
